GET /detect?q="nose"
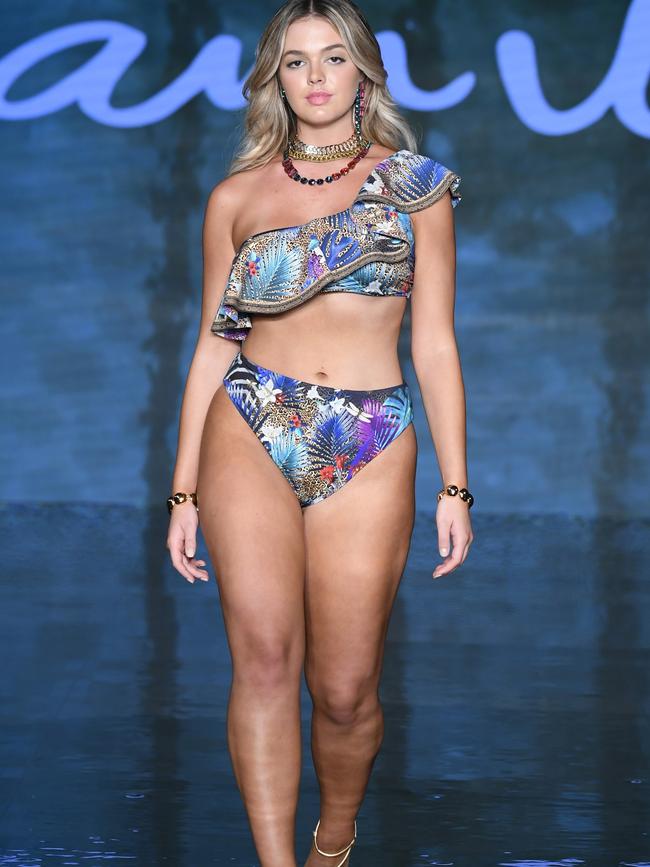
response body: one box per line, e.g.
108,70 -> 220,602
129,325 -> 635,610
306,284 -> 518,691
307,65 -> 324,86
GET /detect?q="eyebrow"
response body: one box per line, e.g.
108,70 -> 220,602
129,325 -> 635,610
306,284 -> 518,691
282,43 -> 347,58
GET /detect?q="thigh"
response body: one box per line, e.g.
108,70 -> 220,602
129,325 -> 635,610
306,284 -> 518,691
302,423 -> 417,696
197,384 -> 306,673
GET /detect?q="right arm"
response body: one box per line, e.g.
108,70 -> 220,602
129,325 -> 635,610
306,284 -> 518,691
166,177 -> 243,583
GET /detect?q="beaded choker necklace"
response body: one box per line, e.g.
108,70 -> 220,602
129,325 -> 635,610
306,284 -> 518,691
282,135 -> 373,186
282,142 -> 371,185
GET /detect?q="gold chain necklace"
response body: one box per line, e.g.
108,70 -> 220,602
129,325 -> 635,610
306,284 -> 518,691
282,140 -> 371,185
287,132 -> 370,162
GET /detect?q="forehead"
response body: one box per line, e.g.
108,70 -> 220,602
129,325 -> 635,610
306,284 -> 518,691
282,15 -> 345,50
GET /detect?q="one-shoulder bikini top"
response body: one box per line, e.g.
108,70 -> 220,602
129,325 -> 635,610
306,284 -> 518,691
211,149 -> 462,341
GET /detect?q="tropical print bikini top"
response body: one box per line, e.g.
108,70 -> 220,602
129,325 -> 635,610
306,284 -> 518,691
211,149 -> 462,341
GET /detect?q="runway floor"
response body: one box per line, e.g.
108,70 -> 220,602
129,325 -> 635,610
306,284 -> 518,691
1,503 -> 649,866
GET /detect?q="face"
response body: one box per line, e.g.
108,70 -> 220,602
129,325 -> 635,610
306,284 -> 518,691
277,15 -> 363,131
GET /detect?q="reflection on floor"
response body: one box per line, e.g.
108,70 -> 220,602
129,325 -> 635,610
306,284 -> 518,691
1,504 -> 649,866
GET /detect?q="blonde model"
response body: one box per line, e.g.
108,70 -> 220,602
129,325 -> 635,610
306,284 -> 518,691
166,1 -> 474,864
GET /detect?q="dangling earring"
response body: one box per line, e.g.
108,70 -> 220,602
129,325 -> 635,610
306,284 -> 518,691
280,86 -> 286,100
353,79 -> 365,139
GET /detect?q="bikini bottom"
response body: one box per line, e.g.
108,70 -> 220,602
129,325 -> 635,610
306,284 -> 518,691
222,349 -> 414,508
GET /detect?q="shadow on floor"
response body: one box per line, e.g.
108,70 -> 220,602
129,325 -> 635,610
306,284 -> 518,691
1,503 -> 648,866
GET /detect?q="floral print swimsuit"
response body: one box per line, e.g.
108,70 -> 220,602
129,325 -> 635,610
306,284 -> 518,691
223,351 -> 413,507
215,150 -> 462,508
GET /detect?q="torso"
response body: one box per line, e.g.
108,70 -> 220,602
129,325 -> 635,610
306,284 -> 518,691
226,145 -> 407,389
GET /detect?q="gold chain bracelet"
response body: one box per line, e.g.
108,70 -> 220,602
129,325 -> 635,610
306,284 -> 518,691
167,491 -> 198,515
437,483 -> 474,509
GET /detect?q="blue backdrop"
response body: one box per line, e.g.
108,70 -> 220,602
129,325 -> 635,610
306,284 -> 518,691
1,0 -> 648,517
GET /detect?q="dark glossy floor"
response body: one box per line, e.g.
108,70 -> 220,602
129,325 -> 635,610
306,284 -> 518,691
1,503 -> 649,866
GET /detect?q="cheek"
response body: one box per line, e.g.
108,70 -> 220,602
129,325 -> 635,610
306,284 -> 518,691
335,65 -> 360,94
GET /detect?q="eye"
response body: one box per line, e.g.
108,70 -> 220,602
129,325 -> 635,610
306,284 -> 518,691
285,55 -> 347,69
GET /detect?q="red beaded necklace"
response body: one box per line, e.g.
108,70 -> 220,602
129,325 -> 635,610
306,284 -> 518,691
281,141 -> 372,186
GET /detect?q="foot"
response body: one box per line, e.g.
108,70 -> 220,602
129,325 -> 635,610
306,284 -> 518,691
303,819 -> 356,867
303,842 -> 352,867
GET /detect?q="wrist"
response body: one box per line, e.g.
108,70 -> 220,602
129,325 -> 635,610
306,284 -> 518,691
437,482 -> 474,509
442,473 -> 468,486
171,480 -> 197,492
167,490 -> 198,515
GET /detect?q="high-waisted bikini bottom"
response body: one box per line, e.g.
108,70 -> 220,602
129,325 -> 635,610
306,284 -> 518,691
222,350 -> 414,508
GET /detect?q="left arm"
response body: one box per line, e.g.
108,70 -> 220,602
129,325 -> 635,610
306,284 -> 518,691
409,191 -> 474,578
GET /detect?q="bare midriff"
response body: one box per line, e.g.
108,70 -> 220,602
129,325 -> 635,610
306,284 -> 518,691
239,290 -> 408,390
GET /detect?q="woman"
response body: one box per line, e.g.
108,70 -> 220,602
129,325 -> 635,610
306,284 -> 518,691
166,1 -> 474,864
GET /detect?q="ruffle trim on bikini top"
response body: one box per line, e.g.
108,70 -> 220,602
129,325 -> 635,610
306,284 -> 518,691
211,149 -> 462,340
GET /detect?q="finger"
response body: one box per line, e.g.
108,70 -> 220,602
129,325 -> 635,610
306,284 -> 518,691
460,537 -> 473,564
171,533 -> 210,584
181,553 -> 210,581
453,530 -> 470,565
437,523 -> 451,558
170,550 -> 197,583
433,556 -> 452,578
433,558 -> 457,578
432,547 -> 451,578
447,550 -> 464,571
169,538 -> 202,583
448,532 -> 469,565
433,538 -> 467,578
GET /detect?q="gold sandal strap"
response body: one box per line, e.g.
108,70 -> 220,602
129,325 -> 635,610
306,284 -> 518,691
312,818 -> 357,864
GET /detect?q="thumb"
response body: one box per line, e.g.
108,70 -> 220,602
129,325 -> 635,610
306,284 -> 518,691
438,530 -> 450,558
184,535 -> 196,559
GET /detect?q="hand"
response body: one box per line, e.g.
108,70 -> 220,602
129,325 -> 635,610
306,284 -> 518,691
432,495 -> 473,579
166,503 -> 210,584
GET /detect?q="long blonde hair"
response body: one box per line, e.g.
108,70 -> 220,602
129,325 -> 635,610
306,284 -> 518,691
227,0 -> 419,175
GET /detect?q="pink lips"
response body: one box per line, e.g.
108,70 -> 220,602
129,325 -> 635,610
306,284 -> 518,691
307,91 -> 332,104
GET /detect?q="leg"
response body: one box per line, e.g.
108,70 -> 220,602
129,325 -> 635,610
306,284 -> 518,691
197,384 -> 306,867
301,423 -> 417,865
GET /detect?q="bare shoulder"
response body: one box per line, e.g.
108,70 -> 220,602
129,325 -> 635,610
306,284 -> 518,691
204,163 -> 274,245
365,143 -> 399,166
205,171 -> 249,223
371,144 -> 400,158
208,161 -> 278,205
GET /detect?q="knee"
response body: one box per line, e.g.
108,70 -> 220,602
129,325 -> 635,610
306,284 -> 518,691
233,635 -> 302,693
310,677 -> 381,726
